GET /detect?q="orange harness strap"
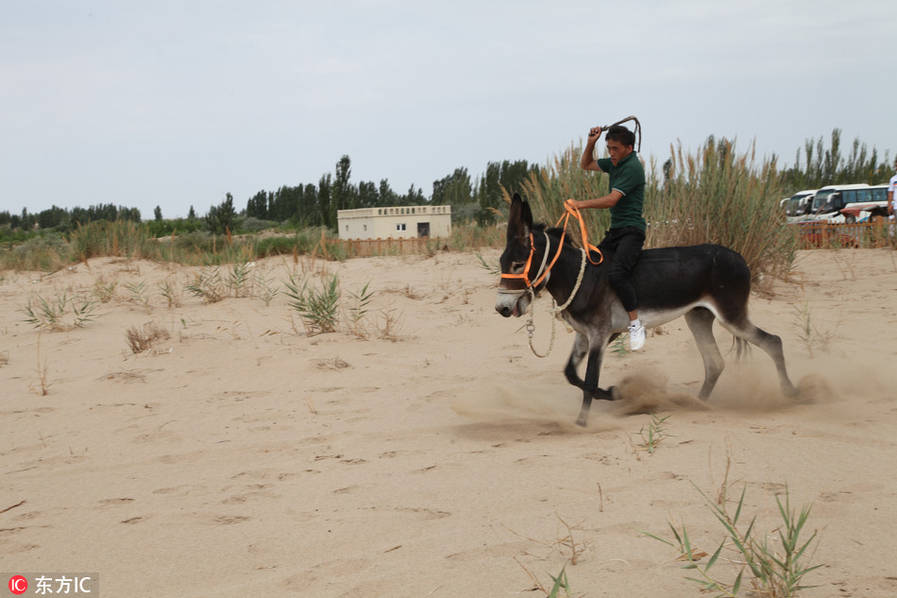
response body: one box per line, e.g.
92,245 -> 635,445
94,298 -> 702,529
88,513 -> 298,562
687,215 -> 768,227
561,203 -> 604,266
501,203 -> 604,290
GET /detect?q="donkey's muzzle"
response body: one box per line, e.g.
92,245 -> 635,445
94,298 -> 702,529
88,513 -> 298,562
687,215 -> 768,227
496,305 -> 513,318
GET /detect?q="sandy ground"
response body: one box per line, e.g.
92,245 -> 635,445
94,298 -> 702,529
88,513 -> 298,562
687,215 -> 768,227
2,248 -> 897,597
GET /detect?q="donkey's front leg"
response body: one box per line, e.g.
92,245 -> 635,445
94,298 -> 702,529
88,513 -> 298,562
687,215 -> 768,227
576,340 -> 609,427
564,332 -> 589,390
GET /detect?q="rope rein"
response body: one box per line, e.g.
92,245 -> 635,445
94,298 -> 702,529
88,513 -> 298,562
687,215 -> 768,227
520,218 -> 592,358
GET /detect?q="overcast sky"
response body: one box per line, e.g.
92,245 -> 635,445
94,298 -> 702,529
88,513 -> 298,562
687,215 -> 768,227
1,0 -> 894,219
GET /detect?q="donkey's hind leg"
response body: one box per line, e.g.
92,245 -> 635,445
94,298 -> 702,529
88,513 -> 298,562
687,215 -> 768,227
685,307 -> 725,399
727,318 -> 798,397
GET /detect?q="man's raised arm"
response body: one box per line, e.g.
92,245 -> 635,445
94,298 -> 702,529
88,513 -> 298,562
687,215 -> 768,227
580,126 -> 604,171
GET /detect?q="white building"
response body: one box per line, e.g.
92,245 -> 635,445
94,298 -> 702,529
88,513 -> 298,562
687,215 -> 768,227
337,205 -> 452,240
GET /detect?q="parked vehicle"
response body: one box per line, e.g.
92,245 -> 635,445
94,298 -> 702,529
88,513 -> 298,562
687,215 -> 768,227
782,189 -> 817,222
806,183 -> 871,223
839,184 -> 889,222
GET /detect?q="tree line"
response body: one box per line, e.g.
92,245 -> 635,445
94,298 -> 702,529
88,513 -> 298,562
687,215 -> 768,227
2,129 -> 891,234
243,155 -> 539,227
1,155 -> 538,234
778,129 -> 892,192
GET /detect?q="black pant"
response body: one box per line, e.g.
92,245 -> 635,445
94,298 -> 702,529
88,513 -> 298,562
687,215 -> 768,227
597,226 -> 645,313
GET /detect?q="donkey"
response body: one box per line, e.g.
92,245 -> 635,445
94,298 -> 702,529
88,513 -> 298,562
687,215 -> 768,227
495,194 -> 798,426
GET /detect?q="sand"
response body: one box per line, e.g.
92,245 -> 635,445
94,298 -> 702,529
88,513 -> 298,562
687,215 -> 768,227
2,248 -> 897,597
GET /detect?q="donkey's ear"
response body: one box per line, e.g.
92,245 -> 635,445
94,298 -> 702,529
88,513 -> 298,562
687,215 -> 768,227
508,193 -> 532,243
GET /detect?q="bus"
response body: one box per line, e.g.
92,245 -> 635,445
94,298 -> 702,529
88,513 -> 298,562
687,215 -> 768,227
807,183 -> 871,223
839,184 -> 890,222
782,189 -> 817,222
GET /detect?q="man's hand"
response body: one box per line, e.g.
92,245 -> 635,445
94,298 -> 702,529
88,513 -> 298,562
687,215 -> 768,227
587,126 -> 602,143
565,199 -> 581,211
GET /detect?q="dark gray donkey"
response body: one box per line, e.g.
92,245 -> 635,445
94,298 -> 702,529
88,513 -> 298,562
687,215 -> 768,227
495,194 -> 798,426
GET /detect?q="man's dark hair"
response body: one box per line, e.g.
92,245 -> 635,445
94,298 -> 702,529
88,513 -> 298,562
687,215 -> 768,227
605,125 -> 636,148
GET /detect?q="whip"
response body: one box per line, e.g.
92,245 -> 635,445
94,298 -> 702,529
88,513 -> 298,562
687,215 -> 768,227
600,115 -> 642,152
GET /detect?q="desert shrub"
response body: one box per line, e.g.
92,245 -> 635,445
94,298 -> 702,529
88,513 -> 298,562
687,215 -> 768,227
235,216 -> 279,233
646,485 -> 822,597
23,292 -> 96,330
69,220 -> 154,260
1,234 -> 70,271
285,273 -> 340,335
186,268 -> 227,303
254,236 -> 299,258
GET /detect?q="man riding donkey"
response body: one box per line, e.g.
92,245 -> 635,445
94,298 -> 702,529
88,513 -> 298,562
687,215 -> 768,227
495,122 -> 799,426
566,124 -> 647,350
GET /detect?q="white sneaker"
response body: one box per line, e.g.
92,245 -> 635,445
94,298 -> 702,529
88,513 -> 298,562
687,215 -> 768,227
629,320 -> 646,351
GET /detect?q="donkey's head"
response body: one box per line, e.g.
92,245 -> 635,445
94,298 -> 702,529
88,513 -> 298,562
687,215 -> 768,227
495,193 -> 539,317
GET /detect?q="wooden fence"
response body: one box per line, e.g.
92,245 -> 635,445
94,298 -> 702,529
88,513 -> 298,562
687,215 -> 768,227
322,237 -> 444,258
790,221 -> 896,249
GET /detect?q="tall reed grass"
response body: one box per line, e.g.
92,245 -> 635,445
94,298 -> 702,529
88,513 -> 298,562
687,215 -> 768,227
519,137 -> 796,281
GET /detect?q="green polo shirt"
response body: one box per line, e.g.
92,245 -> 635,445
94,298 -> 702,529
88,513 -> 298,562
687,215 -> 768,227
596,151 -> 646,231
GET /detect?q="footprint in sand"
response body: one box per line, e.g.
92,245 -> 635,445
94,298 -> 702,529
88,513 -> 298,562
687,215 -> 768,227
212,515 -> 251,525
394,507 -> 451,520
151,484 -> 198,496
98,498 -> 136,507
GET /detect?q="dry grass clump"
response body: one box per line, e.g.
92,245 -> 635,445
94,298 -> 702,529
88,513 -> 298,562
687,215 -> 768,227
510,513 -> 585,597
33,333 -> 50,396
377,308 -> 403,341
126,322 -> 171,354
792,301 -> 833,357
123,280 -> 150,307
314,357 -> 350,370
93,276 -> 118,303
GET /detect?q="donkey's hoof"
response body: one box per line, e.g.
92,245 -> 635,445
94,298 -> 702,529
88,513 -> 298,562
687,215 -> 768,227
608,385 -> 620,401
575,416 -> 588,427
593,386 -> 616,401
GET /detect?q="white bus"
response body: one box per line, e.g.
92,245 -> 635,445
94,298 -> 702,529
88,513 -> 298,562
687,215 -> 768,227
839,184 -> 890,222
782,189 -> 817,222
808,183 -> 870,223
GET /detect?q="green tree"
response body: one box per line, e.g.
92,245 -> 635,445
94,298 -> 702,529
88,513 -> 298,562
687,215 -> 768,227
432,167 -> 473,206
378,179 -> 398,206
358,181 -> 378,208
245,190 -> 268,219
154,205 -> 162,221
206,193 -> 236,235
318,174 -> 332,228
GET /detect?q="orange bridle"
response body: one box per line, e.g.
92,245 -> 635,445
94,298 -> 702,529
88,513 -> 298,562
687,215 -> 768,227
500,204 -> 604,291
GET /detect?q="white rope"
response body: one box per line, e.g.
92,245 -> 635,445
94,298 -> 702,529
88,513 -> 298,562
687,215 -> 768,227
526,288 -> 556,358
553,248 -> 587,313
522,236 -> 587,358
501,231 -> 583,358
